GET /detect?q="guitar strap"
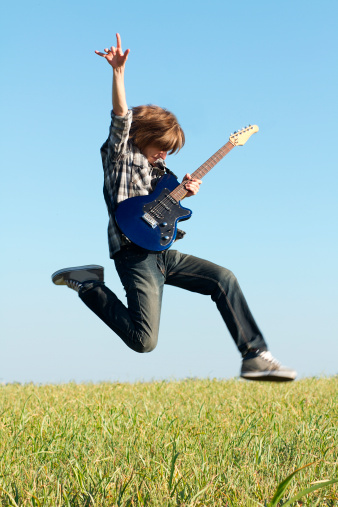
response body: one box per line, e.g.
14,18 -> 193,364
152,158 -> 178,180
164,167 -> 178,180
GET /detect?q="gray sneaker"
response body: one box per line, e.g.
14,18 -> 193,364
51,265 -> 104,292
241,350 -> 297,382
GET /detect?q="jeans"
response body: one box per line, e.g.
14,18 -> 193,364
79,247 -> 267,356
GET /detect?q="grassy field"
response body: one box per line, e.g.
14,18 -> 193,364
0,377 -> 337,506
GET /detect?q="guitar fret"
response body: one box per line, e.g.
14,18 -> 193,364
169,141 -> 234,201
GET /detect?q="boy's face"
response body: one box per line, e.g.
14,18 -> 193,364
143,144 -> 167,165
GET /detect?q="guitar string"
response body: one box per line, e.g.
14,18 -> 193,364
148,143 -> 233,219
149,147 -> 231,219
162,147 -> 229,205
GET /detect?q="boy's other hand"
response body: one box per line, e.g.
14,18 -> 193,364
95,33 -> 130,69
183,174 -> 202,197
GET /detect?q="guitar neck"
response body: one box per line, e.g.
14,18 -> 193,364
170,140 -> 235,201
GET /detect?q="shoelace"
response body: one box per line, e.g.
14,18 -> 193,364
66,280 -> 82,292
259,351 -> 281,367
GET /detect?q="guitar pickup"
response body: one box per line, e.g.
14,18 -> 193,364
142,212 -> 158,229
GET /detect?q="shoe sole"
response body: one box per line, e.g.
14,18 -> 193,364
52,265 -> 104,285
241,370 -> 297,382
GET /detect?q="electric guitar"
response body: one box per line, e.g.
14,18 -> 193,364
115,125 -> 259,251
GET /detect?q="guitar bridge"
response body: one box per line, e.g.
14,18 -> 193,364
142,212 -> 158,229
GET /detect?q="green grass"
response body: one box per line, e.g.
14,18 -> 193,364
0,377 -> 337,506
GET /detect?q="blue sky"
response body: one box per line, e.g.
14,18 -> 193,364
1,0 -> 337,383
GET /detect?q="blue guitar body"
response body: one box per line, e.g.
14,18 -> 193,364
115,173 -> 192,251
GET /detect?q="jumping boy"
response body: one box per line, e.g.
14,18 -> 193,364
52,34 -> 296,382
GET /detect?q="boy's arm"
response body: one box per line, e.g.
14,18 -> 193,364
112,67 -> 128,116
96,33 -> 131,160
95,33 -> 130,116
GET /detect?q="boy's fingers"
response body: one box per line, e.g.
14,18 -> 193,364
95,38 -> 129,62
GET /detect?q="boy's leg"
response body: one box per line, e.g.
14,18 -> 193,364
163,250 -> 296,381
163,250 -> 265,356
54,250 -> 164,353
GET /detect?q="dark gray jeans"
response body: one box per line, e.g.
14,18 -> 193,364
79,247 -> 267,356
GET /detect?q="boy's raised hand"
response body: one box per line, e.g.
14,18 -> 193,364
95,33 -> 130,69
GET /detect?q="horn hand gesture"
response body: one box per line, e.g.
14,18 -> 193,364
95,33 -> 130,69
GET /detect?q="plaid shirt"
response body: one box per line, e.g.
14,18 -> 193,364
101,110 -> 167,258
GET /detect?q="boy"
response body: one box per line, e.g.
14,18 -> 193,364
52,34 -> 296,381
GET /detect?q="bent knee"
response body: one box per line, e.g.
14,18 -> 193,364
211,267 -> 239,299
135,336 -> 158,354
218,267 -> 237,286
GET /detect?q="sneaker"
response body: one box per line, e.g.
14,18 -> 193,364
240,350 -> 297,382
51,265 -> 104,292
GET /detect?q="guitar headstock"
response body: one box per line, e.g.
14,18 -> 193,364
229,125 -> 259,146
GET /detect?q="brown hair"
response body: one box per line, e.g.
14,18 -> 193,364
129,105 -> 185,155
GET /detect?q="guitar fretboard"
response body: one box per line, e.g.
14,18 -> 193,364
170,141 -> 234,201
